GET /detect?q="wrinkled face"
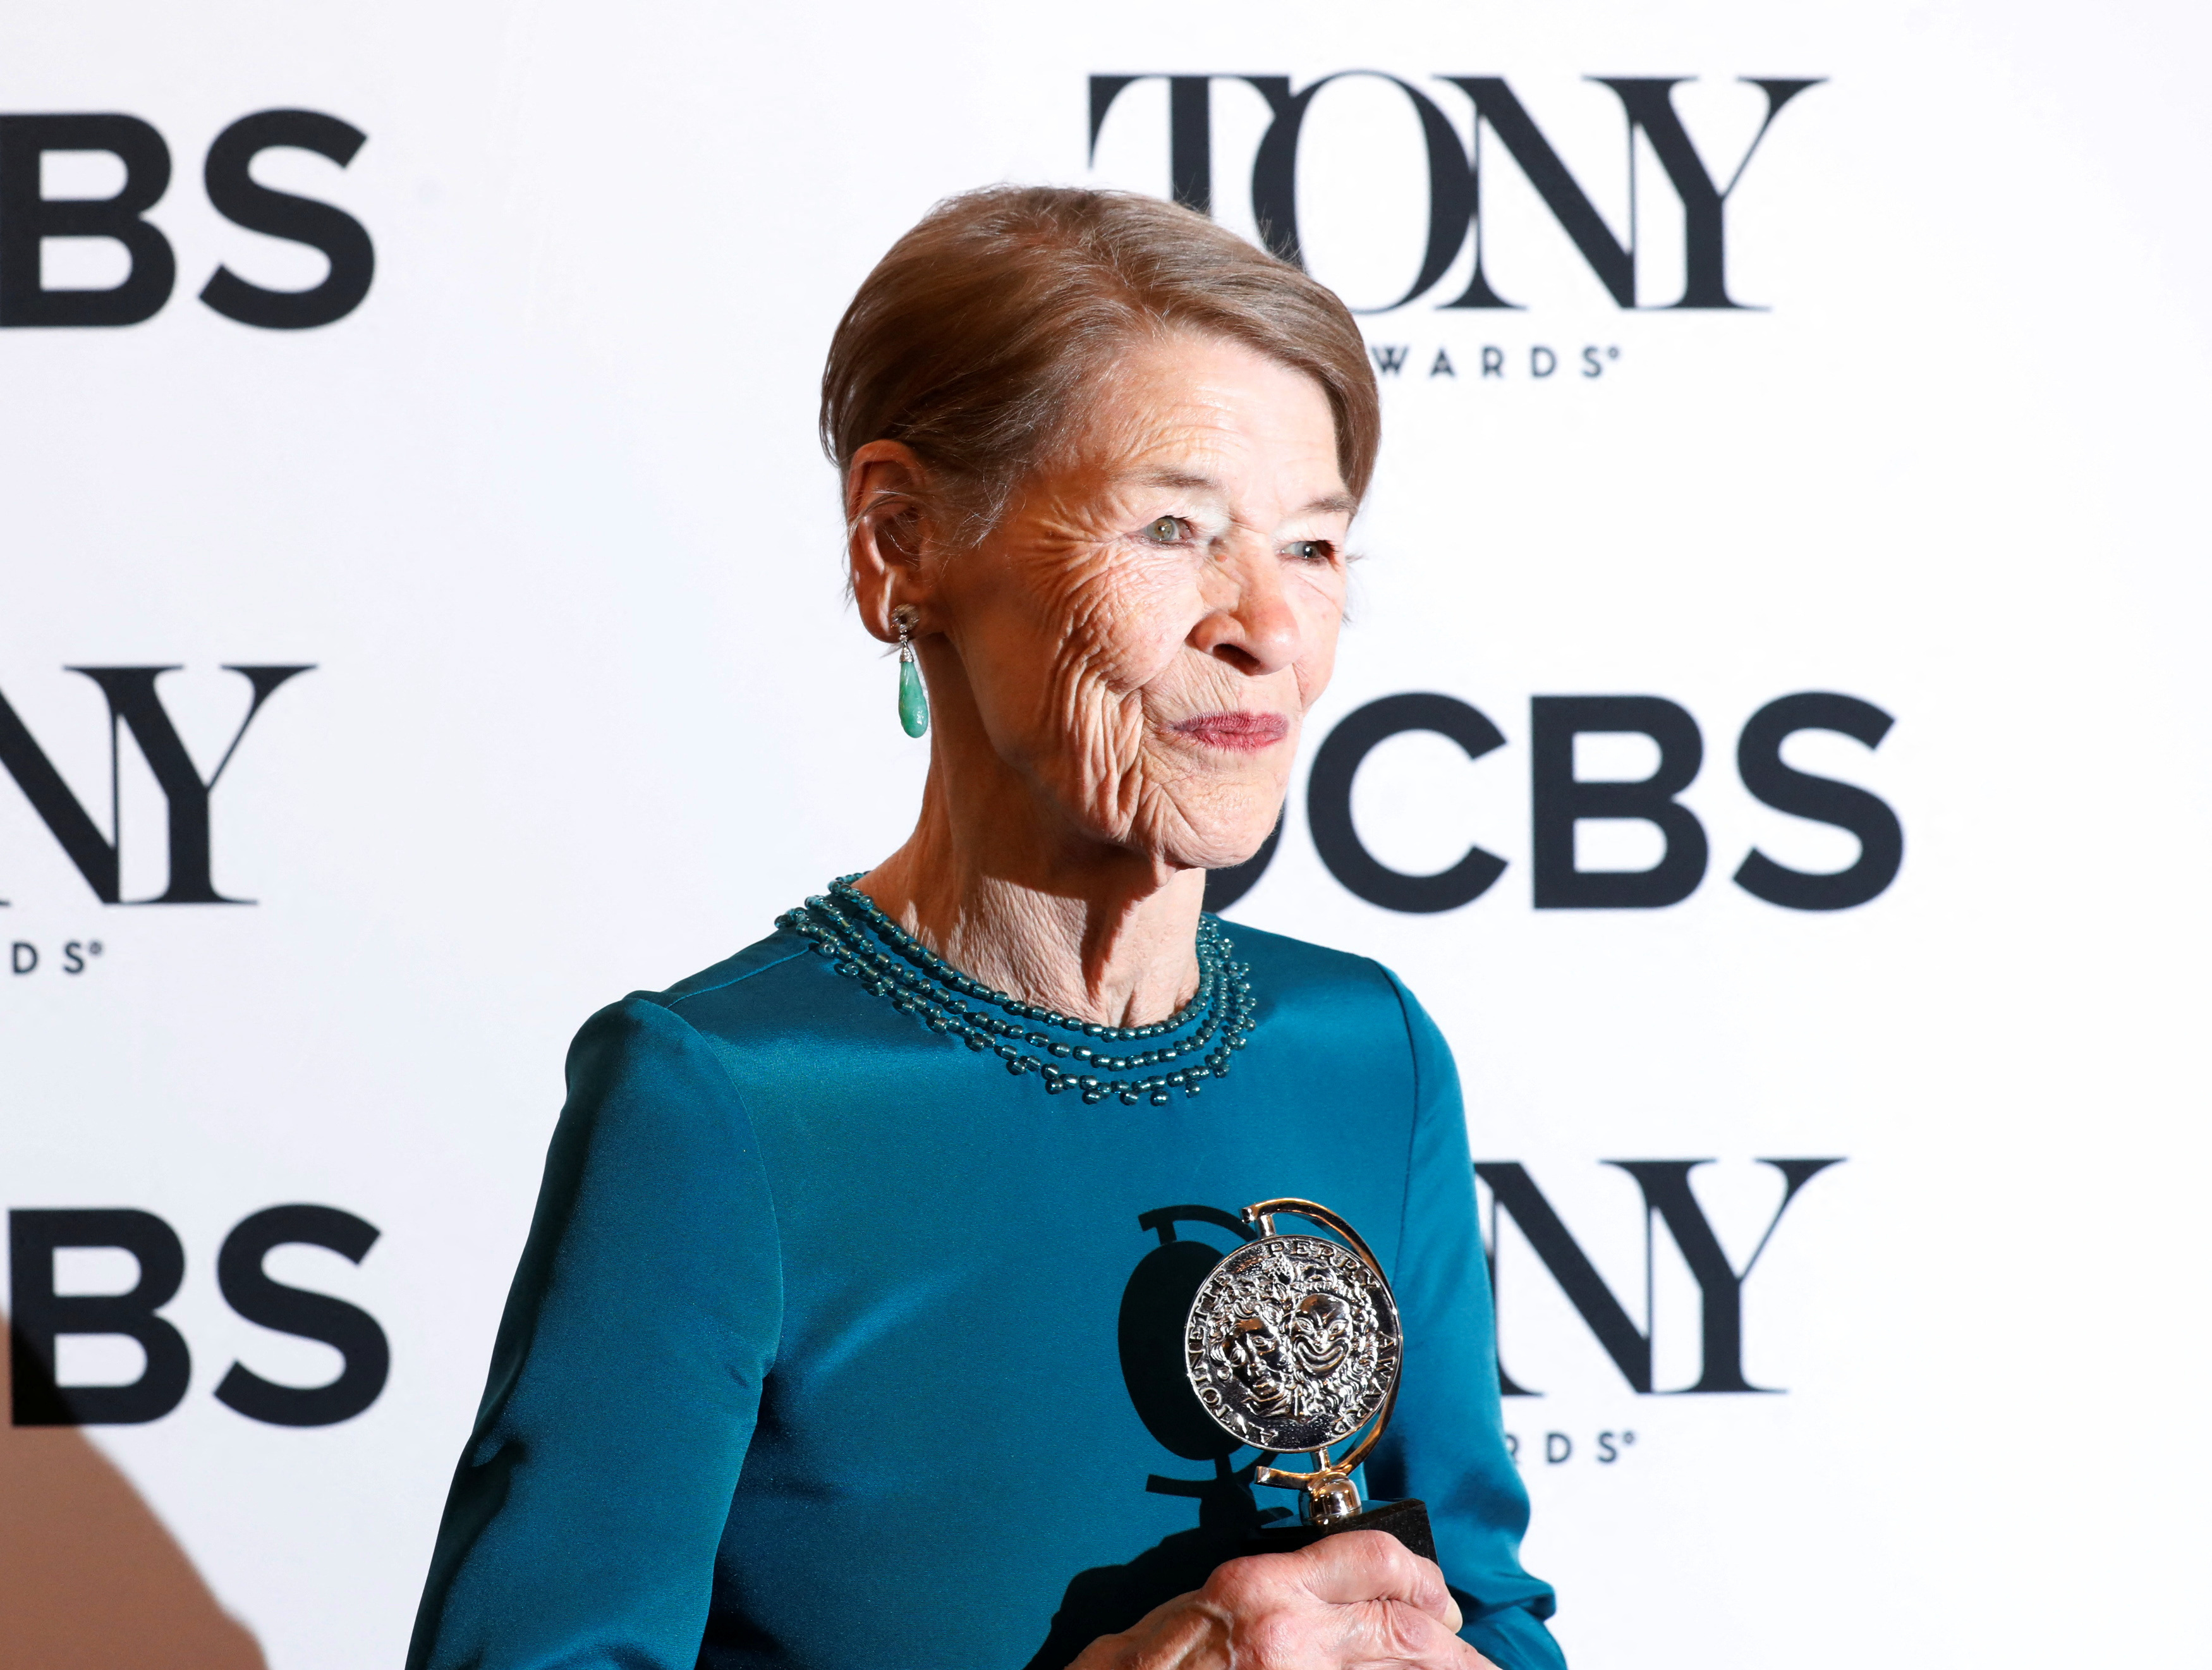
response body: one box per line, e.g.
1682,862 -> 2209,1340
928,331 -> 1353,871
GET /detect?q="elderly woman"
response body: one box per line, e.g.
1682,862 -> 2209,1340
408,187 -> 1560,1670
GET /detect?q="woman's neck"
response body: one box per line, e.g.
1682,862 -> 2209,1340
856,774 -> 1206,1029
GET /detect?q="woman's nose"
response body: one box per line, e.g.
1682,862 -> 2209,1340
1189,545 -> 1303,676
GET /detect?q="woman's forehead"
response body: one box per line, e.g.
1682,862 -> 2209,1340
1060,370 -> 1349,508
1098,334 -> 1334,432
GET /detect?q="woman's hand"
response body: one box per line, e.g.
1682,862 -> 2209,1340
1067,1530 -> 1500,1670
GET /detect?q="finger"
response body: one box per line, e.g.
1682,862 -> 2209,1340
1344,1597 -> 1496,1669
1291,1530 -> 1460,1624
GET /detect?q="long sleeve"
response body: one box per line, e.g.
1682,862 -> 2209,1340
407,995 -> 785,1670
1365,972 -> 1564,1670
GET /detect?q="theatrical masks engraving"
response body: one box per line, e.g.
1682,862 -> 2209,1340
1184,1234 -> 1401,1453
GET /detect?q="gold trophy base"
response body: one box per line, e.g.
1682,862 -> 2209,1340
1249,1496 -> 1436,1563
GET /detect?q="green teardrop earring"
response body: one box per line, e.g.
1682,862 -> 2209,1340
892,606 -> 930,738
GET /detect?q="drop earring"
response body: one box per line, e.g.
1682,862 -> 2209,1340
892,606 -> 929,738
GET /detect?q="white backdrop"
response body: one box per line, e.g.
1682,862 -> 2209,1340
2,3 -> 2208,1666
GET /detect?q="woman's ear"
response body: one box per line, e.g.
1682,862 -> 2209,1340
847,441 -> 939,645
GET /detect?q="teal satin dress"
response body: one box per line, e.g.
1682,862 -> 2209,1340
406,908 -> 1562,1669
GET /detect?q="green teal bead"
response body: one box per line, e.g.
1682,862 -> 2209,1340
799,881 -> 1257,1109
898,655 -> 930,738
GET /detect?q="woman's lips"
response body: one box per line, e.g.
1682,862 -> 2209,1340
1172,711 -> 1291,752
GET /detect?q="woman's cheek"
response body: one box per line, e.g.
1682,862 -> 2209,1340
1292,584 -> 1346,706
1292,643 -> 1337,713
1066,580 -> 1191,695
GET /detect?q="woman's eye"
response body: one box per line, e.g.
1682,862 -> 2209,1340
1144,516 -> 1187,544
1285,540 -> 1333,563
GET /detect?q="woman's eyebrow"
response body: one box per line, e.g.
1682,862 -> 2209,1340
1126,470 -> 1358,521
1297,492 -> 1359,519
1129,467 -> 1222,494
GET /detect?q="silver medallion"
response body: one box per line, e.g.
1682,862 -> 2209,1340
1184,1225 -> 1402,1456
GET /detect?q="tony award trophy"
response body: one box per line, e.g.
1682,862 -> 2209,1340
1184,1198 -> 1436,1562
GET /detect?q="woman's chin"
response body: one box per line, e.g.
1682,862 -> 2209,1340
1074,779 -> 1285,874
1158,812 -> 1283,874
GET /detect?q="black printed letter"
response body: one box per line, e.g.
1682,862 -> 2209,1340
0,114 -> 175,327
200,110 -> 373,329
9,1208 -> 190,1425
214,1205 -> 388,1427
1309,693 -> 1508,913
1531,696 -> 1707,908
1734,693 -> 1903,910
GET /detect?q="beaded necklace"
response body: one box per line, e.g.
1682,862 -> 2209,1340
775,875 -> 1255,1104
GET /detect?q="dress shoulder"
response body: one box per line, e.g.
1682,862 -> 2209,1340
1205,915 -> 1397,994
611,923 -> 840,1051
1210,917 -> 1434,1050
649,925 -> 815,1008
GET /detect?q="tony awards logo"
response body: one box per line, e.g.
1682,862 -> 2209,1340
1185,1199 -> 1432,1556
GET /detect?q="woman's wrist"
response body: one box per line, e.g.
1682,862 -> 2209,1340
1068,1597 -> 1230,1670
